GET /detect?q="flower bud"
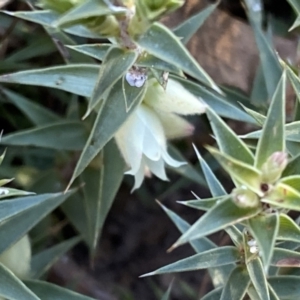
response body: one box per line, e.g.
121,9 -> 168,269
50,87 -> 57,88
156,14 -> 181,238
231,186 -> 259,208
0,235 -> 31,279
261,152 -> 288,184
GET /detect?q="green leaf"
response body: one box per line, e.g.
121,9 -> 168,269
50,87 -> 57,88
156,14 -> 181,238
290,15 -> 300,31
250,64 -> 269,106
136,23 -> 220,92
31,236 -> 81,279
0,64 -> 99,97
85,47 -> 138,117
170,75 -> 255,123
193,145 -> 227,197
269,276 -> 300,299
283,154 -> 300,177
0,263 -> 39,300
141,246 -> 240,277
248,213 -> 279,271
173,2 -> 218,44
206,108 -> 254,164
178,196 -> 226,211
207,146 -> 263,195
1,10 -> 102,38
1,121 -> 88,151
240,104 -> 266,126
280,175 -> 300,192
172,197 -> 261,248
0,191 -> 74,254
66,44 -> 111,61
244,0 -> 282,99
25,280 -> 95,300
287,0 -> 300,14
158,202 -> 234,288
271,248 -> 300,267
254,72 -> 286,169
262,183 -> 300,211
0,187 -> 33,199
1,89 -> 60,126
54,0 -> 125,27
220,266 -> 250,300
81,141 -> 125,253
201,287 -> 222,300
246,258 -> 270,300
277,214 -> 300,242
67,78 -> 146,190
161,280 -> 173,300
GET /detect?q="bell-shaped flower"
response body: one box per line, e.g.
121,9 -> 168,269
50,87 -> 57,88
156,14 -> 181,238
115,78 -> 206,191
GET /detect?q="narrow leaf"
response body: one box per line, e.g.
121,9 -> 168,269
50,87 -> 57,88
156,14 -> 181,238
193,145 -> 227,197
248,213 -> 279,271
141,246 -> 240,277
277,214 -> 300,242
272,248 -> 300,267
178,196 -> 226,211
136,23 -> 220,92
254,71 -> 286,169
86,47 -> 138,117
161,280 -> 173,300
1,121 -> 88,151
172,197 -> 261,248
0,64 -> 99,97
173,2 -> 218,44
246,258 -> 270,300
2,89 -> 60,126
31,237 -> 81,279
220,266 -> 250,300
0,263 -> 39,300
25,280 -> 95,300
201,288 -> 223,300
0,191 -> 74,254
206,108 -> 254,164
0,187 -> 33,199
269,276 -> 300,298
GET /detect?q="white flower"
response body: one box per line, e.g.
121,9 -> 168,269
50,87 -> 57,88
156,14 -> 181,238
115,78 -> 206,191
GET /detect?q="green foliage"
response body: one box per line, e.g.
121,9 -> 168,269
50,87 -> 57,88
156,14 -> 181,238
1,0 -> 300,298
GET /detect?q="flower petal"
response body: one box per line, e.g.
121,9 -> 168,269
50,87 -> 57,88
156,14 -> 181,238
144,156 -> 168,181
143,78 -> 206,115
162,150 -> 186,168
155,111 -> 195,139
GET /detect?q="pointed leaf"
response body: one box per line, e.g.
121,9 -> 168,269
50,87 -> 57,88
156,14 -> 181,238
158,202 -> 233,287
1,121 -> 88,151
25,280 -> 95,300
272,248 -> 300,267
67,78 -> 146,189
250,64 -> 269,106
246,258 -> 270,300
0,64 -> 99,97
240,104 -> 266,126
277,214 -> 300,242
161,280 -> 173,300
172,197 -> 261,248
207,146 -> 263,195
280,175 -> 300,192
54,0 -> 125,27
2,89 -> 60,126
262,183 -> 300,211
220,266 -> 250,300
193,145 -> 227,197
66,44 -> 111,61
0,187 -> 33,199
248,213 -> 279,270
86,47 -> 138,117
244,0 -> 282,99
287,0 -> 300,13
31,237 -> 81,279
136,23 -> 220,92
206,108 -> 254,164
141,246 -> 240,277
173,2 -> 218,44
0,263 -> 39,300
0,191 -> 74,254
254,71 -> 286,169
178,196 -> 226,211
